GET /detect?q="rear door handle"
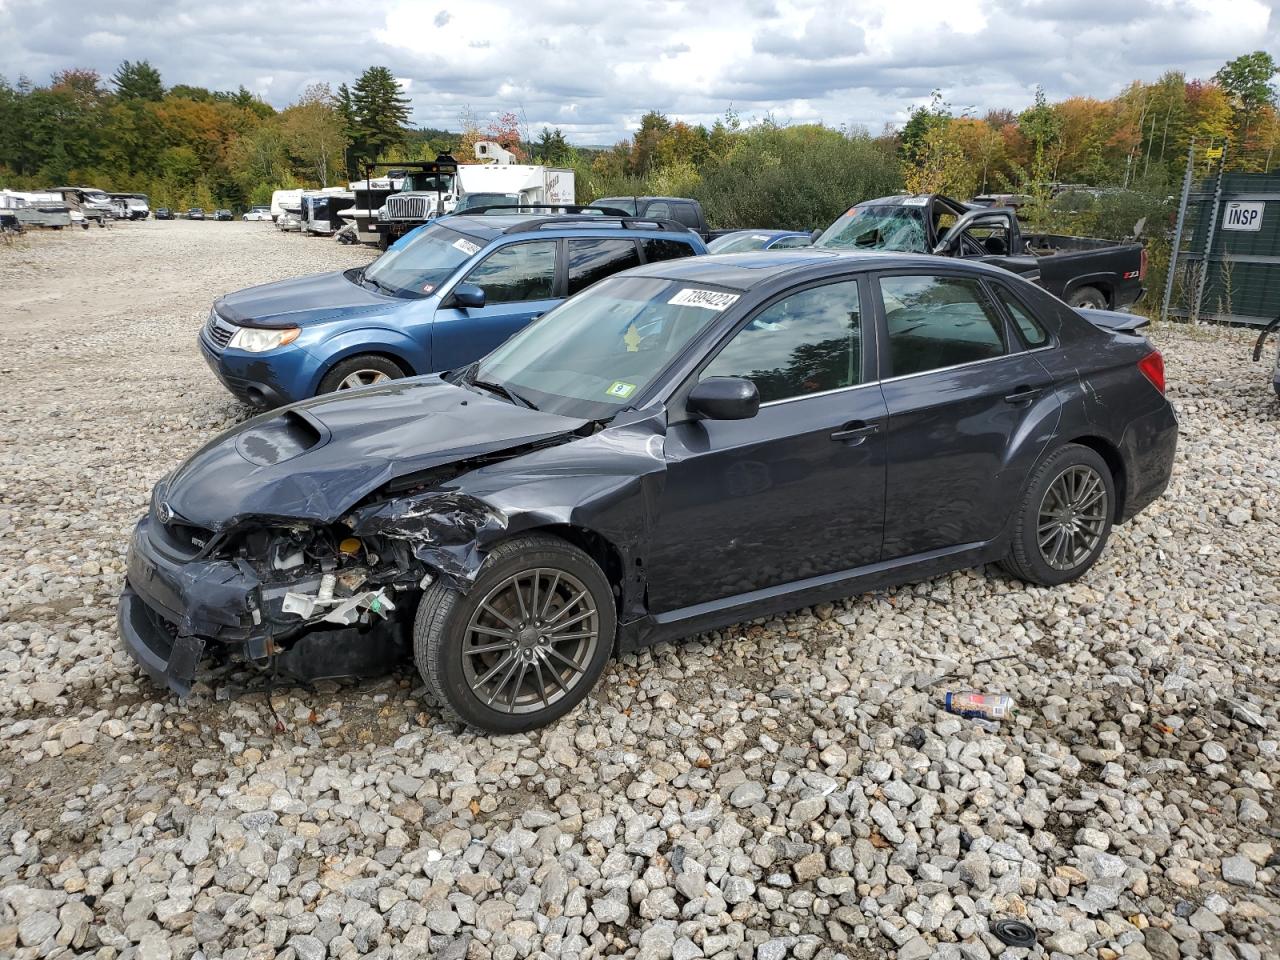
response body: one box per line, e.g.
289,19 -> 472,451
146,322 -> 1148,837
1004,386 -> 1041,404
830,421 -> 880,445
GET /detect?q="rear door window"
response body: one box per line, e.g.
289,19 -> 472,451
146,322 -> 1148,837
645,201 -> 672,219
567,238 -> 641,296
640,237 -> 697,263
462,240 -> 557,304
671,202 -> 702,228
879,275 -> 1007,377
993,285 -> 1049,347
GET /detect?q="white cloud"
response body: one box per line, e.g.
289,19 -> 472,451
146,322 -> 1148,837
0,0 -> 1275,144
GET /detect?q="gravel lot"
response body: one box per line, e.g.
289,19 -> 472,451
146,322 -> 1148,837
1,220 -> 1277,960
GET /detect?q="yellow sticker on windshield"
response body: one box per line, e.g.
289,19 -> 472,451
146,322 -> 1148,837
623,323 -> 642,352
606,381 -> 636,399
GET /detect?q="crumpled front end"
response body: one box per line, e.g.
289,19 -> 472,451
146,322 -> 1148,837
118,506 -> 436,696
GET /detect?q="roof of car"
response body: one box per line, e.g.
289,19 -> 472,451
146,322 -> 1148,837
717,228 -> 811,238
630,249 -> 1004,289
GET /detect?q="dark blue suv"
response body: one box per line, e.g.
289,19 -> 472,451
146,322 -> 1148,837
199,214 -> 707,407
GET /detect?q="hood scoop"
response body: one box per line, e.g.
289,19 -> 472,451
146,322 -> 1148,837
235,410 -> 329,466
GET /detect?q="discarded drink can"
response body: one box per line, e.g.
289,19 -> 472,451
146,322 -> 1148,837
943,691 -> 1014,721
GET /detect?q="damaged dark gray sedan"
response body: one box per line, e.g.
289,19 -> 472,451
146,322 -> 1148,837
120,251 -> 1177,732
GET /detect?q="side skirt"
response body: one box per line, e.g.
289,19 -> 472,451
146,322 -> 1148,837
616,538 -> 1007,653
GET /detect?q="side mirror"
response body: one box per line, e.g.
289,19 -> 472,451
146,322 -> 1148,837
809,228 -> 822,242
687,377 -> 760,421
449,283 -> 486,309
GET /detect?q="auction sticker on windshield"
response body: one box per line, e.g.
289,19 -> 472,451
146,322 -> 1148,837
668,288 -> 740,311
606,381 -> 637,399
452,237 -> 481,255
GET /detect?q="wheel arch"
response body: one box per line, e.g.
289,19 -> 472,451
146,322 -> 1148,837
1062,433 -> 1127,521
314,344 -> 418,393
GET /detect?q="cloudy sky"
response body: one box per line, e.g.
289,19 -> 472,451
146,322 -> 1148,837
1,0 -> 1276,143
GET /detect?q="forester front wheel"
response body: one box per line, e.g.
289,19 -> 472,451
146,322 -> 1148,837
1001,443 -> 1115,586
413,534 -> 616,733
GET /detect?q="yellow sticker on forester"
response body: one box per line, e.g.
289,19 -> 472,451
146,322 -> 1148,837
606,381 -> 637,399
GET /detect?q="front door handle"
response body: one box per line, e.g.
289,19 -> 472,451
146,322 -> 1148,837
830,421 -> 880,445
1004,386 -> 1041,404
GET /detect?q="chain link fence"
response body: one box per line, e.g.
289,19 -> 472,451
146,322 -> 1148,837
1162,142 -> 1280,327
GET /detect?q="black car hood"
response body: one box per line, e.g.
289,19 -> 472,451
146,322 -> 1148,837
215,269 -> 395,329
162,377 -> 588,530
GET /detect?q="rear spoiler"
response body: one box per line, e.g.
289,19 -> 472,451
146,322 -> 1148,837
1076,307 -> 1149,333
1252,315 -> 1280,362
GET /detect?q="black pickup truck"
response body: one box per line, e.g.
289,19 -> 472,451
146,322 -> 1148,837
587,196 -> 732,243
814,194 -> 1146,310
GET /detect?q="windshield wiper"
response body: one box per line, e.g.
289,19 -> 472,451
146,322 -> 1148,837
468,374 -> 537,410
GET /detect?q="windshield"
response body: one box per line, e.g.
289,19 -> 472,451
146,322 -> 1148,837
362,222 -> 482,297
474,275 -> 736,419
814,205 -> 929,253
708,232 -> 774,254
402,172 -> 456,193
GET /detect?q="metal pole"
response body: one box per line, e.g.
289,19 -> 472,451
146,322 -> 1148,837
1190,144 -> 1226,325
1161,140 -> 1195,324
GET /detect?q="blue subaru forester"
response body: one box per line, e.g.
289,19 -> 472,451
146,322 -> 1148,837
199,213 -> 707,407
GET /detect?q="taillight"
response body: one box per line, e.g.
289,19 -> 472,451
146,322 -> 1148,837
1139,247 -> 1148,281
1138,350 -> 1165,394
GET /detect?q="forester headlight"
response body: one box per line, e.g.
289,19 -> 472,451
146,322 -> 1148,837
228,326 -> 301,352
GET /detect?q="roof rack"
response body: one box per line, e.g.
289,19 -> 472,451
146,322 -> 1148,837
456,203 -> 628,218
462,208 -> 696,235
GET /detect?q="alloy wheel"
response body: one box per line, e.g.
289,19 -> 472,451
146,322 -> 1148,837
337,370 -> 392,389
461,567 -> 600,714
1037,464 -> 1108,571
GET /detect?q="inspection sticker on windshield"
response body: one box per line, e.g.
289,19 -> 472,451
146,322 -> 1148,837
668,288 -> 740,311
452,237 -> 481,255
606,381 -> 637,399
902,197 -> 930,206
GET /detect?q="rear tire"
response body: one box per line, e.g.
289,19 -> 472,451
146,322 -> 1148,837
1000,443 -> 1115,586
317,354 -> 406,394
1068,286 -> 1107,310
413,534 -> 616,733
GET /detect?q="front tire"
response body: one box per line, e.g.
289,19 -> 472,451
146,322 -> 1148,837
413,534 -> 616,733
1000,443 -> 1115,586
317,354 -> 405,394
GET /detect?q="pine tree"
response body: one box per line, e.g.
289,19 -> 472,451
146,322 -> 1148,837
348,67 -> 410,166
111,60 -> 164,101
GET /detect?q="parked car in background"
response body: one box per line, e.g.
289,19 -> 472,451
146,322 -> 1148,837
199,213 -> 707,408
214,209 -> 233,221
155,208 -> 174,220
187,209 -> 205,220
587,196 -> 727,242
242,206 -> 272,221
814,194 -> 1147,310
124,251 -> 1176,729
707,229 -> 814,253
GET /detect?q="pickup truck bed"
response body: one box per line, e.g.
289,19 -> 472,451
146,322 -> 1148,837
815,195 -> 1146,310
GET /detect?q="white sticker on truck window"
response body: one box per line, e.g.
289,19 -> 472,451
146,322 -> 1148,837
902,197 -> 930,206
668,288 -> 740,311
452,237 -> 481,255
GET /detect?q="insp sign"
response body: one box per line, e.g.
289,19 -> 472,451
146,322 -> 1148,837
1222,201 -> 1264,232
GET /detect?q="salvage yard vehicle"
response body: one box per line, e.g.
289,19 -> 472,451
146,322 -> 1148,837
123,251 -> 1177,731
198,212 -> 706,407
187,208 -> 205,220
214,209 -> 234,221
242,206 -> 273,221
155,207 -> 174,220
814,194 -> 1147,310
588,196 -> 724,241
707,229 -> 814,253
